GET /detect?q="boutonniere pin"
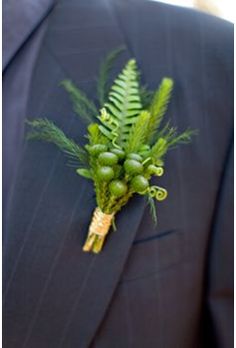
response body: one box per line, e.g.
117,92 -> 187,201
27,47 -> 197,253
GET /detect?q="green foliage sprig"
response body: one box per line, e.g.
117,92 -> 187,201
27,47 -> 197,253
26,118 -> 88,166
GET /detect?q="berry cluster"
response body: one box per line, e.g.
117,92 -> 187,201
86,143 -> 164,202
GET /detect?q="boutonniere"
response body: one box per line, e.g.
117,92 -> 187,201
27,47 -> 197,253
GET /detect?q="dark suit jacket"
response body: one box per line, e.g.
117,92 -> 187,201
3,0 -> 233,347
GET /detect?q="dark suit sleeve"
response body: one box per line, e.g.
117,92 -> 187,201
202,138 -> 233,347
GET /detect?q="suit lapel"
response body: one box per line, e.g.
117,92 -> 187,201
4,1 -> 147,347
3,0 -> 55,70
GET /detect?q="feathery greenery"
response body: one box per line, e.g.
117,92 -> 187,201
26,119 -> 88,165
126,111 -> 150,153
147,77 -> 174,143
166,128 -> 198,148
61,80 -> 97,123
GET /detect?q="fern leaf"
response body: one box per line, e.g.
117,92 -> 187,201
27,119 -> 88,165
61,80 -> 97,123
98,59 -> 143,148
147,77 -> 174,143
126,111 -> 151,153
97,46 -> 126,106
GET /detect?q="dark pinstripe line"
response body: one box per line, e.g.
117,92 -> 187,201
123,283 -> 133,347
22,182 -> 89,348
58,256 -> 97,347
164,8 -> 174,76
153,239 -> 164,346
199,16 -> 215,181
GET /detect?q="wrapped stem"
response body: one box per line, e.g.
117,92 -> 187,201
83,207 -> 115,253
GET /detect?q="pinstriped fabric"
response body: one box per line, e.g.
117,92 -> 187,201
3,1 -> 143,347
3,51 -> 97,348
90,1 -> 233,347
21,182 -> 91,348
3,51 -> 76,295
3,0 -> 233,347
3,0 -> 55,70
3,0 -> 116,293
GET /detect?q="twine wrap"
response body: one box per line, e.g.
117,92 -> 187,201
83,207 -> 114,253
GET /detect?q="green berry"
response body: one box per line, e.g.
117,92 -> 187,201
127,153 -> 143,161
131,175 -> 149,193
97,166 -> 114,181
110,148 -> 126,160
109,180 -> 128,197
124,159 -> 143,175
89,144 -> 107,156
98,152 -> 118,166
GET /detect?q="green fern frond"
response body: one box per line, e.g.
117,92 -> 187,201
126,110 -> 151,153
97,46 -> 126,106
98,59 -> 143,148
61,80 -> 97,123
147,77 -> 174,143
27,119 -> 88,165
